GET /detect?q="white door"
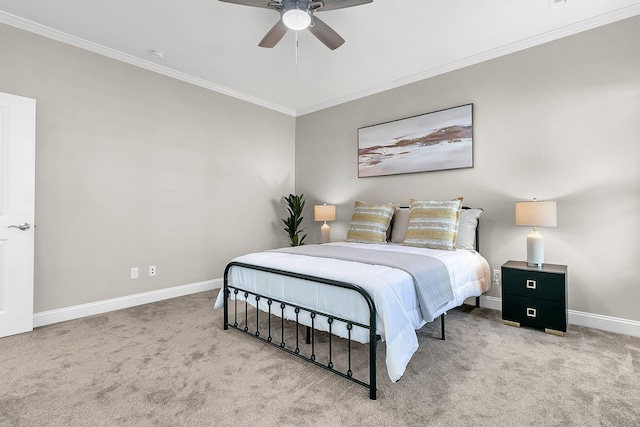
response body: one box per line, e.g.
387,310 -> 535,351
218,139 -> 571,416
0,92 -> 36,337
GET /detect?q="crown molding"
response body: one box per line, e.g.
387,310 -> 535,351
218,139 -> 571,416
2,4 -> 639,118
0,11 -> 296,117
295,4 -> 640,116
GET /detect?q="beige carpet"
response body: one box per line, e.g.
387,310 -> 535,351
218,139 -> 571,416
1,290 -> 639,426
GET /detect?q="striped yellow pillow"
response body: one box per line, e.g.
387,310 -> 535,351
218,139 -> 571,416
345,201 -> 396,244
403,198 -> 463,250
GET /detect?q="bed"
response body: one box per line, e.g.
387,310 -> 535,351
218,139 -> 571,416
214,201 -> 491,400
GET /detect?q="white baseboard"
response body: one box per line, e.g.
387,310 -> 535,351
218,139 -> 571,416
478,295 -> 502,311
567,310 -> 640,337
34,279 -> 223,328
477,295 -> 640,338
34,282 -> 640,338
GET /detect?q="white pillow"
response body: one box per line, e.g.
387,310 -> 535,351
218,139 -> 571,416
456,208 -> 483,250
390,207 -> 410,243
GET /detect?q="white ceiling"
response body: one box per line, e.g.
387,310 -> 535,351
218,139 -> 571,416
1,0 -> 639,116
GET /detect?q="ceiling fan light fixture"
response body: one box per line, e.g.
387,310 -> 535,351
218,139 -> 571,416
282,8 -> 311,31
224,0 -> 367,50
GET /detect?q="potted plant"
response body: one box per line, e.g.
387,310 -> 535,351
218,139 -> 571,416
282,194 -> 307,246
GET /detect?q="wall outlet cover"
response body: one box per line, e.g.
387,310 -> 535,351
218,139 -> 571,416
493,269 -> 501,284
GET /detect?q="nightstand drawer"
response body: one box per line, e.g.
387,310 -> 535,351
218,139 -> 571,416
502,294 -> 567,332
502,267 -> 565,302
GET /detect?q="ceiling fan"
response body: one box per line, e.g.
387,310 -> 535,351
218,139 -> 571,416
219,0 -> 373,50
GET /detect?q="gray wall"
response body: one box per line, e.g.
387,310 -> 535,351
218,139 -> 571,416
0,23 -> 296,313
2,16 -> 639,323
295,17 -> 640,322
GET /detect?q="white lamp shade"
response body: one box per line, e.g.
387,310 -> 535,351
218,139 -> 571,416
314,205 -> 336,222
515,201 -> 557,227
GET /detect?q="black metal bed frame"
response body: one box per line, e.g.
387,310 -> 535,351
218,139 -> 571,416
222,207 -> 482,400
223,261 -> 380,399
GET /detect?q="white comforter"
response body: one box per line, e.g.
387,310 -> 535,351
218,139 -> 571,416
214,242 -> 490,382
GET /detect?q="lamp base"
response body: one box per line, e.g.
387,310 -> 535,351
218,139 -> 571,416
526,228 -> 544,267
321,222 -> 331,244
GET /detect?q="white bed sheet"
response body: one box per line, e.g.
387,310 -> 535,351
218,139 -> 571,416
214,242 -> 490,382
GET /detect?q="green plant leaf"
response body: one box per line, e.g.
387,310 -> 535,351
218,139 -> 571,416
282,193 -> 307,246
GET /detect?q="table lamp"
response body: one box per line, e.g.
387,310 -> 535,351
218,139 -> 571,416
314,204 -> 336,243
515,199 -> 557,267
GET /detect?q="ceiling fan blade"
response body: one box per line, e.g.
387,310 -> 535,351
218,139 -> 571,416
218,0 -> 276,9
308,16 -> 345,50
316,0 -> 373,11
259,20 -> 289,48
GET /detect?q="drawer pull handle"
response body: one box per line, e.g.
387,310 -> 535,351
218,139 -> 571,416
526,308 -> 537,318
526,280 -> 537,290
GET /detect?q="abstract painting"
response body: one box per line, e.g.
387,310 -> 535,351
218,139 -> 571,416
358,104 -> 473,178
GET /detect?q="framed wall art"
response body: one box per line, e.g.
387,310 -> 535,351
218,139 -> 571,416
358,104 -> 473,178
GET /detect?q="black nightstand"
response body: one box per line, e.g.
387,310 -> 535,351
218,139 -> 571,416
501,261 -> 568,336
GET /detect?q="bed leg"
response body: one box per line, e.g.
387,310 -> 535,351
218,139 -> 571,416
476,296 -> 480,308
440,313 -> 445,340
369,328 -> 377,400
305,326 -> 311,345
223,286 -> 229,330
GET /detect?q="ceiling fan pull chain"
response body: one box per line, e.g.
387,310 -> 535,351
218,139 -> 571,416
295,30 -> 299,66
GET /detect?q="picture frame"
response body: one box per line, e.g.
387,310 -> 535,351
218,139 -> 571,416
358,104 -> 473,178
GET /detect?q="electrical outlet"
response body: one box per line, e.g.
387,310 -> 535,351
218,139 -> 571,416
131,267 -> 139,279
493,269 -> 501,285
149,265 -> 156,277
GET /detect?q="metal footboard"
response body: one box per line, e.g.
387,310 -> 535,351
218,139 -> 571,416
223,261 -> 378,400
